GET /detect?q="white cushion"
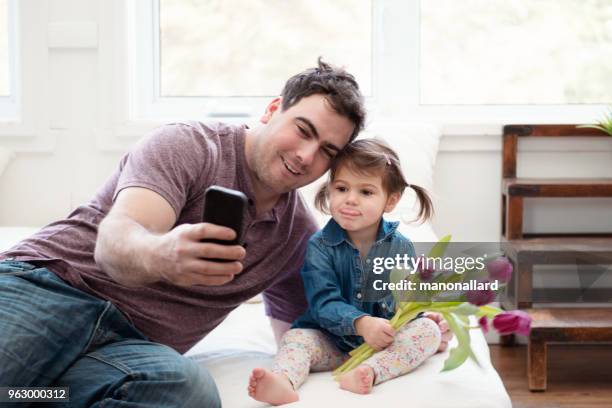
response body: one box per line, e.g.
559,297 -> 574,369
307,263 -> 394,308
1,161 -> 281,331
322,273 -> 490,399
361,121 -> 440,191
362,121 -> 441,223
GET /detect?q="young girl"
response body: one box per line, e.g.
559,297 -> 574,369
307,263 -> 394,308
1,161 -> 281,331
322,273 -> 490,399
248,139 -> 442,405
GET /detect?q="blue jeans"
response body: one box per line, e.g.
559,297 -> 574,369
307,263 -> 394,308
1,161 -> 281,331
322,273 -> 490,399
0,261 -> 221,407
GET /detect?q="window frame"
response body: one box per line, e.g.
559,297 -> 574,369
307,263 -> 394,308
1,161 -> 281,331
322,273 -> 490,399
0,0 -> 19,120
129,0 -> 610,129
0,0 -> 51,146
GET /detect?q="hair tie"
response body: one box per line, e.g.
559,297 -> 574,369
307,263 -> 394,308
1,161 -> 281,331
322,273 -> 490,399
383,153 -> 391,166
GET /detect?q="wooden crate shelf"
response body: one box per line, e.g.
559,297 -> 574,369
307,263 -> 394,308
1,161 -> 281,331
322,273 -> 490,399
526,308 -> 612,391
501,237 -> 612,310
499,124 -> 612,392
501,124 -> 612,240
503,178 -> 612,198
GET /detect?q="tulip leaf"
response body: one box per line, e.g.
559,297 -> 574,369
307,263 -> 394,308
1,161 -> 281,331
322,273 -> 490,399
390,267 -> 405,284
450,303 -> 479,316
428,234 -> 452,258
441,342 -> 469,372
390,267 -> 410,304
441,312 -> 471,372
456,314 -> 469,326
476,304 -> 503,318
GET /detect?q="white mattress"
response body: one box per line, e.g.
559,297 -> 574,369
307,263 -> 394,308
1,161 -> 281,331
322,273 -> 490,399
187,302 -> 512,408
1,227 -> 511,407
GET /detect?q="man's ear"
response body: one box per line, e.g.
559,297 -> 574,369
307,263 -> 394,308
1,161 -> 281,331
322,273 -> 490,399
384,192 -> 401,213
260,97 -> 282,124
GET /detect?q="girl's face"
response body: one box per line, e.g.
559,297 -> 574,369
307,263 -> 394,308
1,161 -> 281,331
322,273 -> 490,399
329,165 -> 400,235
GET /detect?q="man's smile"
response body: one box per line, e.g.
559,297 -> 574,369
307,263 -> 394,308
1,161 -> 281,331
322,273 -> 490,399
281,156 -> 304,176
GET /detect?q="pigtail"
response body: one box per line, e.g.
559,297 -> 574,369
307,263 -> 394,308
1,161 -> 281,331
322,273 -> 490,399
409,184 -> 434,223
314,183 -> 331,214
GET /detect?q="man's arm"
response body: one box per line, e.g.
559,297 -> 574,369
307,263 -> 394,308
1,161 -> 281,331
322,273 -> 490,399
95,187 -> 245,287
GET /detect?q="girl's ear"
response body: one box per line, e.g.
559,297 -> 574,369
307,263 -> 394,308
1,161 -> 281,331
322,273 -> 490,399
384,192 -> 401,213
261,97 -> 282,124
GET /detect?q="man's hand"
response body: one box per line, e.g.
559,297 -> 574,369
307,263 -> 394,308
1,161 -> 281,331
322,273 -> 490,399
152,222 -> 246,287
355,316 -> 396,351
97,187 -> 245,287
423,312 -> 453,353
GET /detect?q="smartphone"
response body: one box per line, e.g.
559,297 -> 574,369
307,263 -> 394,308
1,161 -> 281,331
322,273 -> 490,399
202,185 -> 248,248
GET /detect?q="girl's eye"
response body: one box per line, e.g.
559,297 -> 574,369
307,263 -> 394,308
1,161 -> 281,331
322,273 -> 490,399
361,189 -> 374,196
335,186 -> 347,192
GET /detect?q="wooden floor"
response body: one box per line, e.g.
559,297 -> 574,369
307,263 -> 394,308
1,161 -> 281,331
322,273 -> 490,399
489,344 -> 612,408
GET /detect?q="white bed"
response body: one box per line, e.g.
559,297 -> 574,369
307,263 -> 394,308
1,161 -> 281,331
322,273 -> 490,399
1,226 -> 511,408
187,301 -> 511,408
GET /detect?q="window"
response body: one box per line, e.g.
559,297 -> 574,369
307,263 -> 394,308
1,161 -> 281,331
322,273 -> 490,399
0,0 -> 17,120
130,0 -> 372,120
0,0 -> 9,97
420,0 -> 612,105
130,0 -> 610,125
159,0 -> 372,97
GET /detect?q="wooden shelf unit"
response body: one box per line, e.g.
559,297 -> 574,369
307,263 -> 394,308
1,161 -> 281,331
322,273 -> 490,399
500,124 -> 612,392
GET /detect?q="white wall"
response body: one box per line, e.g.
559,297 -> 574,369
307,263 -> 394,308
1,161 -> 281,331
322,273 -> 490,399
2,0 -> 612,240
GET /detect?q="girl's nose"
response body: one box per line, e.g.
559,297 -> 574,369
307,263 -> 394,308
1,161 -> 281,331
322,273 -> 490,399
345,192 -> 359,205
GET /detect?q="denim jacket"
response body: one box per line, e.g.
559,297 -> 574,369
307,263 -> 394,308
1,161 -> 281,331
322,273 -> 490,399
292,217 -> 416,353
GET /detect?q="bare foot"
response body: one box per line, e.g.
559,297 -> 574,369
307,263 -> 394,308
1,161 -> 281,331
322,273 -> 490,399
339,365 -> 374,395
247,368 -> 299,405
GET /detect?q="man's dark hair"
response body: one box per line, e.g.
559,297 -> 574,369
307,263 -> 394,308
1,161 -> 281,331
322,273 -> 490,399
280,58 -> 366,143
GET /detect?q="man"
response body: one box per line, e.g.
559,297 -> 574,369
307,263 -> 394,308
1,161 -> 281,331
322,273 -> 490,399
0,60 -> 451,406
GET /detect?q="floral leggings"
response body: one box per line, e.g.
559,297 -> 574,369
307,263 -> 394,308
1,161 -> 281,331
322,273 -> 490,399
272,317 -> 441,389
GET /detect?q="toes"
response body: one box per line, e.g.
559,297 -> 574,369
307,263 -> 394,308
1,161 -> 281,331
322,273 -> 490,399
359,368 -> 373,383
251,368 -> 266,381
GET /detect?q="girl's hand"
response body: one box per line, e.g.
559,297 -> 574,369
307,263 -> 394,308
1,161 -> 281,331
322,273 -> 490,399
355,316 -> 395,351
423,312 -> 453,353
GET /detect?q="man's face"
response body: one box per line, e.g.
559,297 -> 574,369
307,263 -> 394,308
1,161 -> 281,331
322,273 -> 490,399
250,94 -> 355,195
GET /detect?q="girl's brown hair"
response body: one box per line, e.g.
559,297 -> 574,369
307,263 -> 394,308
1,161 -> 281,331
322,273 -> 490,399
314,138 -> 434,223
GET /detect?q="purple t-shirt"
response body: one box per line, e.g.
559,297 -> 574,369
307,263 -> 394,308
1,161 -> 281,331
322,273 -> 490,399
1,121 -> 317,353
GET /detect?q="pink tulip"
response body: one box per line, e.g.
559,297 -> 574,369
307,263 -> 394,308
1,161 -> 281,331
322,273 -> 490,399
478,316 -> 489,333
466,281 -> 495,306
417,256 -> 435,281
487,257 -> 513,283
493,310 -> 532,336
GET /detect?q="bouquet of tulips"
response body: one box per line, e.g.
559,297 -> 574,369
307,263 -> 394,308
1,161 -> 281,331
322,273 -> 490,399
333,235 -> 531,378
